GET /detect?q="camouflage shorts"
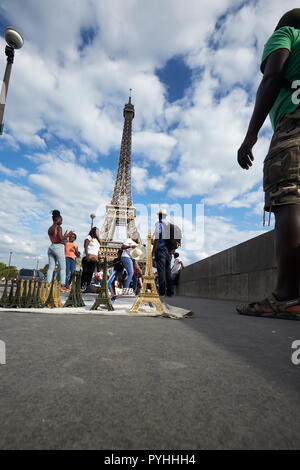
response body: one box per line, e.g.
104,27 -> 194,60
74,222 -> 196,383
264,107 -> 300,213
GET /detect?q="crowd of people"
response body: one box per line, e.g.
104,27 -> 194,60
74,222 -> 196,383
46,208 -> 184,297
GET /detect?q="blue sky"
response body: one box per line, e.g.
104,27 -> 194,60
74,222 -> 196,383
0,0 -> 295,269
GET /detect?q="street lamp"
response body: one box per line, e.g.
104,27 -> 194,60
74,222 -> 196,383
0,26 -> 24,135
90,213 -> 96,229
8,251 -> 12,268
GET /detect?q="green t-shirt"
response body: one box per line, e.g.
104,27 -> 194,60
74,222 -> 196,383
261,26 -> 300,130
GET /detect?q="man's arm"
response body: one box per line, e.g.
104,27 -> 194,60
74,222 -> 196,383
237,48 -> 290,170
152,238 -> 159,257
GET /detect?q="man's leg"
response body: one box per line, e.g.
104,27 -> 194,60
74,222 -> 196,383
155,249 -> 166,295
274,204 -> 300,300
165,250 -> 173,296
65,257 -> 71,288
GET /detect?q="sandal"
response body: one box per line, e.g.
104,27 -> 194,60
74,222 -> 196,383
236,293 -> 300,320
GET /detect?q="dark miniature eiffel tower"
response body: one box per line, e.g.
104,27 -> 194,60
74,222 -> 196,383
130,232 -> 165,315
33,281 -> 43,308
0,278 -> 9,308
10,279 -> 23,308
25,280 -> 38,308
90,257 -> 114,311
7,279 -> 15,307
75,272 -> 85,307
64,272 -> 80,307
99,92 -> 142,261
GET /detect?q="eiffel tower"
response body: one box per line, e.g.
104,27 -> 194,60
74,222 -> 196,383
99,91 -> 141,260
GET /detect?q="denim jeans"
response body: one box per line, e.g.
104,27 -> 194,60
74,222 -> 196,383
121,256 -> 134,288
47,243 -> 66,285
155,247 -> 173,296
65,257 -> 76,288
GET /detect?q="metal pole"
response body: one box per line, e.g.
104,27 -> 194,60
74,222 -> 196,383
7,251 -> 12,279
90,214 -> 95,230
0,46 -> 14,135
8,251 -> 12,268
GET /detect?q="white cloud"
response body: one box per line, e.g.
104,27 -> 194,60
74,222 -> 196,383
0,163 -> 27,178
0,0 -> 291,268
132,166 -> 166,193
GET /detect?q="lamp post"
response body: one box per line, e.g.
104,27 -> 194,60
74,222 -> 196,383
90,213 -> 96,230
0,27 -> 24,135
7,250 -> 12,278
8,251 -> 12,268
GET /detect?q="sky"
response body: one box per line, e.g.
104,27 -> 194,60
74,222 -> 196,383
0,0 -> 297,270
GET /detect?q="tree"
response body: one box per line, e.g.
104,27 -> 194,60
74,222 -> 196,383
0,262 -> 7,277
40,264 -> 49,276
6,266 -> 18,280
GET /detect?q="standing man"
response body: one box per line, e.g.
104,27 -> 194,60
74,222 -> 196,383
152,208 -> 173,297
237,9 -> 300,316
171,252 -> 184,286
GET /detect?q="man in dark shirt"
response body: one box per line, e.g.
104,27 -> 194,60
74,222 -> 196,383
152,208 -> 173,297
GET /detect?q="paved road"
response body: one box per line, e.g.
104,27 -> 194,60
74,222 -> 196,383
0,296 -> 299,450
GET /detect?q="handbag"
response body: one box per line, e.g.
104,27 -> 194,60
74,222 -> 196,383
86,254 -> 98,263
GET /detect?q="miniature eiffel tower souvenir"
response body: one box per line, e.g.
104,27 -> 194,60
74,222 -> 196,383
75,272 -> 85,307
130,232 -> 165,315
44,280 -> 56,308
0,278 -> 9,308
90,257 -> 114,311
10,279 -> 23,308
64,273 -> 79,307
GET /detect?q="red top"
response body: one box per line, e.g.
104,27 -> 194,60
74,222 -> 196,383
49,226 -> 62,244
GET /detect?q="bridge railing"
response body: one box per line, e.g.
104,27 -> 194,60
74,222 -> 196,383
177,230 -> 276,302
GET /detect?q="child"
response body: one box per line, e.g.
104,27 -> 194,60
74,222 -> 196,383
65,233 -> 80,289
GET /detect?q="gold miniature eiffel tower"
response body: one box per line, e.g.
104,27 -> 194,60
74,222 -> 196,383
130,232 -> 165,315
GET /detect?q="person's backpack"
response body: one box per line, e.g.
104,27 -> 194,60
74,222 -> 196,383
165,223 -> 182,251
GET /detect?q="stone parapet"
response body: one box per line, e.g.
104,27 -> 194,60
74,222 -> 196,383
177,230 -> 277,302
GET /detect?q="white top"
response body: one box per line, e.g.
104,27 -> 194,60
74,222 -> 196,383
121,238 -> 137,258
85,235 -> 100,256
154,220 -> 170,239
171,257 -> 183,274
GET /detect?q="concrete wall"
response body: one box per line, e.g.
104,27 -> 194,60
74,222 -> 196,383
177,230 -> 277,302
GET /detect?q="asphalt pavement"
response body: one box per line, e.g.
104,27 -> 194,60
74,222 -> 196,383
0,295 -> 299,450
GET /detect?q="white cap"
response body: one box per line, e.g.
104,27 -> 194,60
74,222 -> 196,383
157,208 -> 168,216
